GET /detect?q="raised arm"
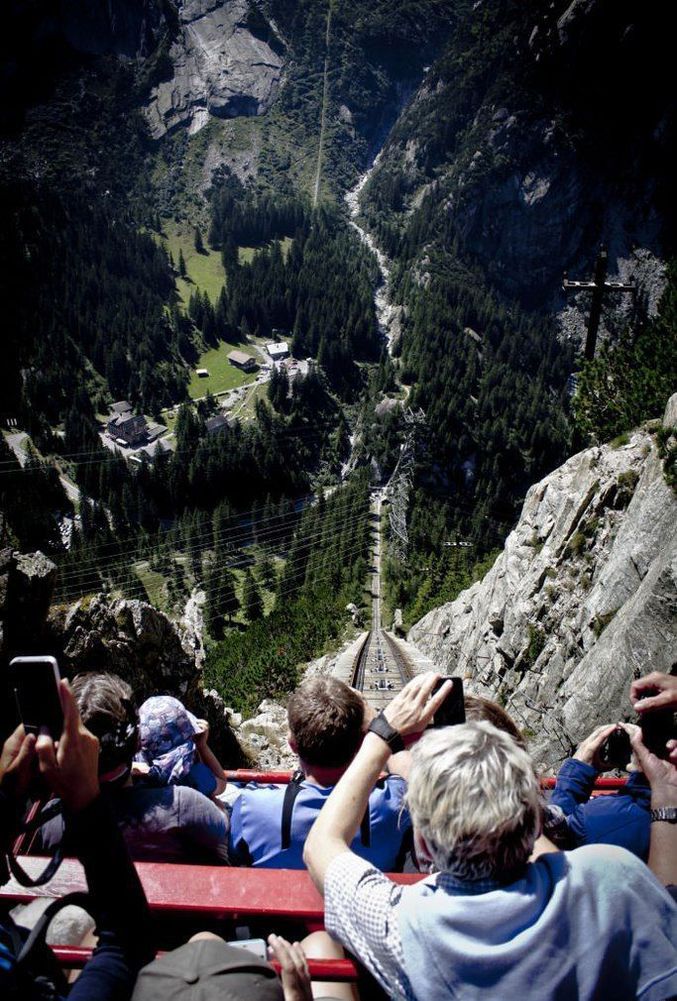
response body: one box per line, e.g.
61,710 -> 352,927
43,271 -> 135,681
304,672 -> 450,893
626,725 -> 677,887
36,681 -> 154,998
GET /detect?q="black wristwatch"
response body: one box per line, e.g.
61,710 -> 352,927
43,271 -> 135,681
649,807 -> 677,824
368,712 -> 405,753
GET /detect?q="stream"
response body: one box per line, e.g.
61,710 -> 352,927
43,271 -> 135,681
344,155 -> 401,355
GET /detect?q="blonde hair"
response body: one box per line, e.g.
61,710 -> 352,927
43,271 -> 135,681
407,721 -> 541,879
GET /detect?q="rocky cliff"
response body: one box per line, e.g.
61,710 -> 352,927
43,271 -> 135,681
144,0 -> 284,138
409,394 -> 677,772
361,0 -> 674,315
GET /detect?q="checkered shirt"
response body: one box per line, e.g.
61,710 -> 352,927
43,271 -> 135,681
324,851 -> 416,1001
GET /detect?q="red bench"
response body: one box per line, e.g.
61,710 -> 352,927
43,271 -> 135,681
2,772 -> 627,982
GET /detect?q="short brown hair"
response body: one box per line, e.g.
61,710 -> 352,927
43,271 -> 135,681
287,677 -> 365,768
464,695 -> 526,749
72,672 -> 139,772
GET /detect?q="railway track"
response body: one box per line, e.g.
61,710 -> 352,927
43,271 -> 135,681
350,490 -> 416,709
351,627 -> 413,710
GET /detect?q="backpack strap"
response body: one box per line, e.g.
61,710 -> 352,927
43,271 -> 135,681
281,772 -> 371,850
3,801 -> 65,889
281,771 -> 305,850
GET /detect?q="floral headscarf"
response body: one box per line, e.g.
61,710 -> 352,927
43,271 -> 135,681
136,695 -> 200,786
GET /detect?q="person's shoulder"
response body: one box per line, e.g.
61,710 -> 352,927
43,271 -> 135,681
566,843 -> 653,883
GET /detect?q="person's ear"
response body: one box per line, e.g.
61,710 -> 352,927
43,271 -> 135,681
288,733 -> 298,754
413,830 -> 435,870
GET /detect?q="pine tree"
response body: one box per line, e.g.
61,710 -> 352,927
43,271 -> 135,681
194,227 -> 205,254
178,248 -> 187,278
243,568 -> 264,622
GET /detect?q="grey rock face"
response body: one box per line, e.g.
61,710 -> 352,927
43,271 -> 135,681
145,0 -> 284,138
45,594 -> 245,764
409,395 -> 677,772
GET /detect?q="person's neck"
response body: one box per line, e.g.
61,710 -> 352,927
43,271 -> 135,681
300,760 -> 348,787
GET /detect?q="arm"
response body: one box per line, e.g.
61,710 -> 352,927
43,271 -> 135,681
36,681 -> 154,999
66,796 -> 154,1001
304,672 -> 451,894
628,726 -> 677,886
194,721 -> 227,796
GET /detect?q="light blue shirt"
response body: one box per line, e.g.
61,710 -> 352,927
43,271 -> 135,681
325,845 -> 677,1001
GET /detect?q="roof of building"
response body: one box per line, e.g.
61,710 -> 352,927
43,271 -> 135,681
205,415 -> 231,434
110,400 -> 133,415
108,413 -> 147,430
267,341 -> 289,356
228,350 -> 255,366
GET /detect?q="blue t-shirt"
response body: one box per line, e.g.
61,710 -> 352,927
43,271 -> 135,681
229,774 -> 411,870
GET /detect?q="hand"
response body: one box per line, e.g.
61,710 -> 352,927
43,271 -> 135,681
361,700 -> 378,730
383,672 -> 453,737
131,760 -> 150,777
267,934 -> 313,1001
631,672 -> 677,713
573,723 -> 617,770
36,680 -> 100,812
194,719 -> 209,746
0,725 -> 36,801
628,726 -> 677,809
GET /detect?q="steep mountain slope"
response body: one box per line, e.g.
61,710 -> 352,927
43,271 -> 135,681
409,395 -> 677,772
359,0 -> 675,308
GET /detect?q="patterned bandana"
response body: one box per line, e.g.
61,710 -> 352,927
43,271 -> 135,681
136,695 -> 200,786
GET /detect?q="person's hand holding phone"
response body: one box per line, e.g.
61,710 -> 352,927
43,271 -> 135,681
36,680 -> 100,813
0,724 -> 36,802
573,723 -> 618,770
383,672 -> 453,737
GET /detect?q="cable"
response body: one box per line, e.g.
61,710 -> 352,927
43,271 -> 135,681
53,508 -> 369,588
57,535 -> 372,606
54,513 -> 371,596
0,417 -> 348,474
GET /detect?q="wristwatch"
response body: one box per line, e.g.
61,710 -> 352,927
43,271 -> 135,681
368,712 -> 405,753
649,807 -> 677,823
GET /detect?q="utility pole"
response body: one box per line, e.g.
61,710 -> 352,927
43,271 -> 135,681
563,246 -> 635,361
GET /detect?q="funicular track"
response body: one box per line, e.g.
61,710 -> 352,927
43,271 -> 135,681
351,627 -> 414,710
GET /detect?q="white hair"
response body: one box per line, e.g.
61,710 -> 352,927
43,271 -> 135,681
407,720 -> 541,879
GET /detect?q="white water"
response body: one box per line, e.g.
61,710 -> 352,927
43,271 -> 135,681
344,156 -> 401,354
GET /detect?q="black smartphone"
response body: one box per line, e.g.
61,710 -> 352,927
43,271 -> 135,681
429,676 -> 465,728
10,655 -> 64,740
638,690 -> 675,758
599,726 -> 632,770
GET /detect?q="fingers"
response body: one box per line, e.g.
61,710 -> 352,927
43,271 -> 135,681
618,722 -> 641,740
667,739 -> 677,766
631,672 -> 677,712
268,933 -> 310,979
590,723 -> 617,745
59,679 -> 79,737
3,724 -> 28,759
35,732 -> 58,781
13,732 -> 36,770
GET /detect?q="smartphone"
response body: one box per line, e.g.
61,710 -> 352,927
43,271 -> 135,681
638,690 -> 675,758
429,676 -> 465,728
229,937 -> 267,960
10,655 -> 63,740
599,726 -> 632,770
